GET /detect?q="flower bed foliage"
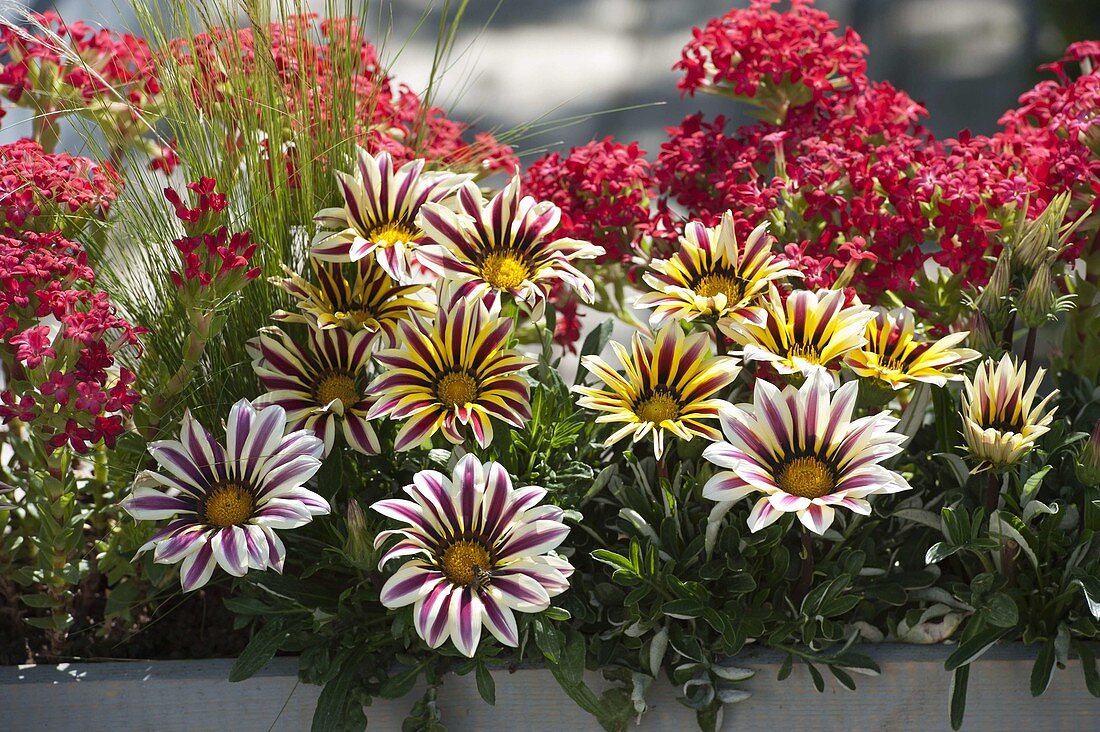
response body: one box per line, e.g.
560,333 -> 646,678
1,1 -> 1099,730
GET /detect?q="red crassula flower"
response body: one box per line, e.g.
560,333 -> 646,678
0,228 -> 143,453
0,139 -> 119,230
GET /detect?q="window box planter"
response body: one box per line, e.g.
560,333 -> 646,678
0,643 -> 1092,731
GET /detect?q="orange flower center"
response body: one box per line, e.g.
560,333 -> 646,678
315,371 -> 359,408
694,272 -> 744,303
481,252 -> 530,290
635,391 -> 681,424
441,540 -> 492,586
777,456 -> 835,499
437,372 -> 479,408
203,483 -> 254,527
368,220 -> 418,247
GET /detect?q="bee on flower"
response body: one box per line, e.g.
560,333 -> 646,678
702,372 -> 911,534
372,454 -> 573,657
960,354 -> 1058,472
271,257 -> 433,346
416,174 -> 605,318
574,323 -> 739,459
121,400 -> 329,591
722,285 -> 874,382
635,211 -> 800,328
310,148 -> 470,283
367,294 -> 535,451
845,308 -> 980,390
251,325 -> 379,457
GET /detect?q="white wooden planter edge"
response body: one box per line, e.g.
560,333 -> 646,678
0,643 -> 1094,731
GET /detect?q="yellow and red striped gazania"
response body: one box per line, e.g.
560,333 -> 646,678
845,308 -> 980,390
416,175 -> 604,317
367,296 -> 535,451
721,285 -> 874,382
574,323 -> 739,459
272,257 -> 433,347
636,211 -> 800,327
961,354 -> 1058,472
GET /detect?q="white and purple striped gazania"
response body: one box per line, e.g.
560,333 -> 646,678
121,400 -> 329,591
702,372 -> 910,535
372,454 -> 573,657
251,325 -> 380,457
416,174 -> 604,318
311,147 -> 470,283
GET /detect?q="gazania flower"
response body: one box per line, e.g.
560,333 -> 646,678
961,355 -> 1058,472
372,454 -> 573,657
121,400 -> 329,591
845,308 -> 980,389
574,323 -> 739,459
636,212 -> 799,327
367,296 -> 535,451
702,373 -> 910,535
722,286 -> 873,381
310,148 -> 469,282
251,325 -> 379,456
272,257 -> 433,345
417,175 -> 604,316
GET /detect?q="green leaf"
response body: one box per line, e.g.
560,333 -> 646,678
311,662 -> 357,732
574,320 -> 614,384
1020,466 -> 1052,503
777,654 -> 793,681
662,598 -> 703,619
229,621 -> 288,682
935,452 -> 971,489
944,626 -> 1009,671
980,593 -> 1019,629
544,606 -> 571,621
925,541 -> 960,565
475,662 -> 496,706
829,665 -> 856,691
1073,574 -> 1100,620
949,666 -> 969,731
534,619 -> 564,665
591,549 -> 635,574
806,663 -> 825,693
1030,640 -> 1056,697
1076,643 -> 1100,698
20,592 -> 59,609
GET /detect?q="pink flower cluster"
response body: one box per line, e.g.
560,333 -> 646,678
171,14 -> 515,174
165,178 -> 260,298
0,228 -> 142,452
0,139 -> 119,230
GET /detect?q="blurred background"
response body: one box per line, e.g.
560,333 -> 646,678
3,0 -> 1100,156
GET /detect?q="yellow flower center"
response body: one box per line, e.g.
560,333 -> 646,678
368,220 -> 418,246
481,251 -> 530,291
787,343 -> 823,364
315,371 -> 359,408
202,483 -> 254,527
777,456 -> 835,499
437,371 -> 479,408
440,540 -> 492,586
694,273 -> 745,303
635,391 -> 681,424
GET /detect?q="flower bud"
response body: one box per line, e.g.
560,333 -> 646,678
976,255 -> 1011,317
1078,423 -> 1100,487
1017,262 -> 1055,328
343,499 -> 377,570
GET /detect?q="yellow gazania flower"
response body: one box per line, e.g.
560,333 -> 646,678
961,354 -> 1058,472
272,258 -> 433,347
721,285 -> 873,381
366,296 -> 536,451
573,324 -> 740,459
845,308 -> 981,389
635,211 -> 800,327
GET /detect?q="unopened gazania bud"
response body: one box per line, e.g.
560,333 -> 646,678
1078,423 -> 1100,487
1012,194 -> 1071,272
1017,262 -> 1055,328
976,255 -> 1011,316
343,499 -> 376,570
966,313 -> 997,353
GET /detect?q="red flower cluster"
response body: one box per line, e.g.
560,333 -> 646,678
0,228 -> 142,452
522,138 -> 655,264
165,178 -> 260,299
676,0 -> 866,107
0,139 -> 119,231
171,14 -> 515,174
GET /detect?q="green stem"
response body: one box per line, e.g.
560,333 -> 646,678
1023,327 -> 1038,364
794,528 -> 814,606
982,472 -> 1001,516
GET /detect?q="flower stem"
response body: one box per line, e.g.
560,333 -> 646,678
1023,327 -> 1038,364
982,472 -> 1001,516
713,321 -> 727,355
795,527 -> 814,607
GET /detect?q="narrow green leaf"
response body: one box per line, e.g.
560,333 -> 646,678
925,541 -> 960,565
777,654 -> 793,681
1020,466 -> 1052,503
944,627 -> 1009,671
1076,643 -> 1100,698
229,620 -> 288,682
1030,640 -> 1056,697
807,663 -> 825,693
1073,575 -> 1100,620
311,664 -> 356,732
829,665 -> 856,691
949,666 -> 969,730
574,320 -> 614,384
475,662 -> 496,706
